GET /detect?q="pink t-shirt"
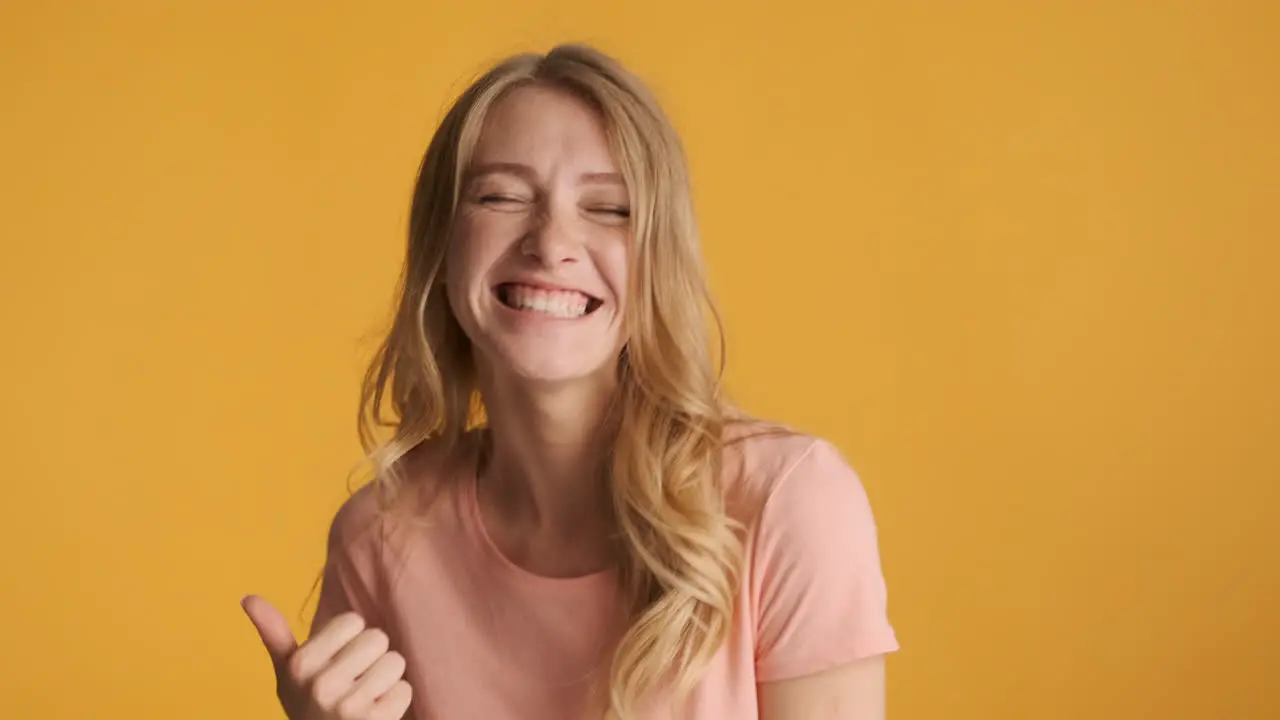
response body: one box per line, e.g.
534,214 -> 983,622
311,426 -> 898,719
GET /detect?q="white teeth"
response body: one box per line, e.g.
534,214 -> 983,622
503,284 -> 591,318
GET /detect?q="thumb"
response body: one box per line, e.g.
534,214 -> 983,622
241,594 -> 299,667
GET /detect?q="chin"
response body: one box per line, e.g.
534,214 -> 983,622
505,358 -> 615,386
469,324 -> 623,390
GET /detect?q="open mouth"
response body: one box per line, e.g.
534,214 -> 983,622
494,282 -> 603,319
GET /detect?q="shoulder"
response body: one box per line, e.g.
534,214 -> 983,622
722,419 -> 899,680
721,417 -> 867,527
311,436 -> 479,629
324,435 -> 475,561
324,481 -> 384,555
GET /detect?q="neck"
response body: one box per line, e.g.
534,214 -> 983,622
477,371 -> 618,537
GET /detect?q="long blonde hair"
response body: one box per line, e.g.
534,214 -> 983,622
358,44 -> 741,717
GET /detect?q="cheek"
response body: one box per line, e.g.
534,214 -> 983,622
610,269 -> 629,311
442,229 -> 486,325
445,219 -> 493,290
453,213 -> 523,274
599,239 -> 630,305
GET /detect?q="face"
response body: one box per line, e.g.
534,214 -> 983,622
445,85 -> 630,389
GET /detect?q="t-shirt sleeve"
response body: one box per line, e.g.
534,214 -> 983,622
309,501 -> 384,638
751,438 -> 899,682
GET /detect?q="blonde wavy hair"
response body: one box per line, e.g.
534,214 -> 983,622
358,44 -> 742,717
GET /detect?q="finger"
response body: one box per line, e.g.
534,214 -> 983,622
324,627 -> 391,685
335,651 -> 407,715
370,679 -> 413,720
287,612 -> 366,685
308,627 -> 389,708
241,595 -> 298,668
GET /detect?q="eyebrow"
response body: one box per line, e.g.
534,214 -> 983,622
467,162 -> 625,186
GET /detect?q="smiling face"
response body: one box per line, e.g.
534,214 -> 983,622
445,84 -> 631,389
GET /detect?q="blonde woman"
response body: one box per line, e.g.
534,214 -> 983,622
242,43 -> 898,720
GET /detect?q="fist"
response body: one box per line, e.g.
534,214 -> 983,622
242,595 -> 412,720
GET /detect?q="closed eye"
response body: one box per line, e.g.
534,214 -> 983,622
479,194 -> 528,206
589,206 -> 630,218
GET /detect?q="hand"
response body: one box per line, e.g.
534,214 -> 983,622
241,595 -> 412,720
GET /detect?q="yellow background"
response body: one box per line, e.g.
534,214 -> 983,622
2,1 -> 1277,717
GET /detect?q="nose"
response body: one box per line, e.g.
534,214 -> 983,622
520,200 -> 583,266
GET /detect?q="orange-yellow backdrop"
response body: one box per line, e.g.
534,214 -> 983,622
2,1 -> 1276,718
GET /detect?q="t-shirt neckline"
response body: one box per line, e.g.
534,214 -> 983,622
462,438 -> 617,594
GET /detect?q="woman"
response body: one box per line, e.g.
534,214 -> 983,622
242,43 -> 898,720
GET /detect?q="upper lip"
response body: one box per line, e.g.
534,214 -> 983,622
494,278 -> 602,300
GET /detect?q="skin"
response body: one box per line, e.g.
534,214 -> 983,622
242,84 -> 886,719
758,656 -> 887,719
241,597 -> 412,720
445,85 -> 631,579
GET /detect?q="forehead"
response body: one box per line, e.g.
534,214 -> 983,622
471,84 -> 618,172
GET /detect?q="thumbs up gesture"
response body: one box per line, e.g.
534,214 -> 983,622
241,595 -> 412,720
